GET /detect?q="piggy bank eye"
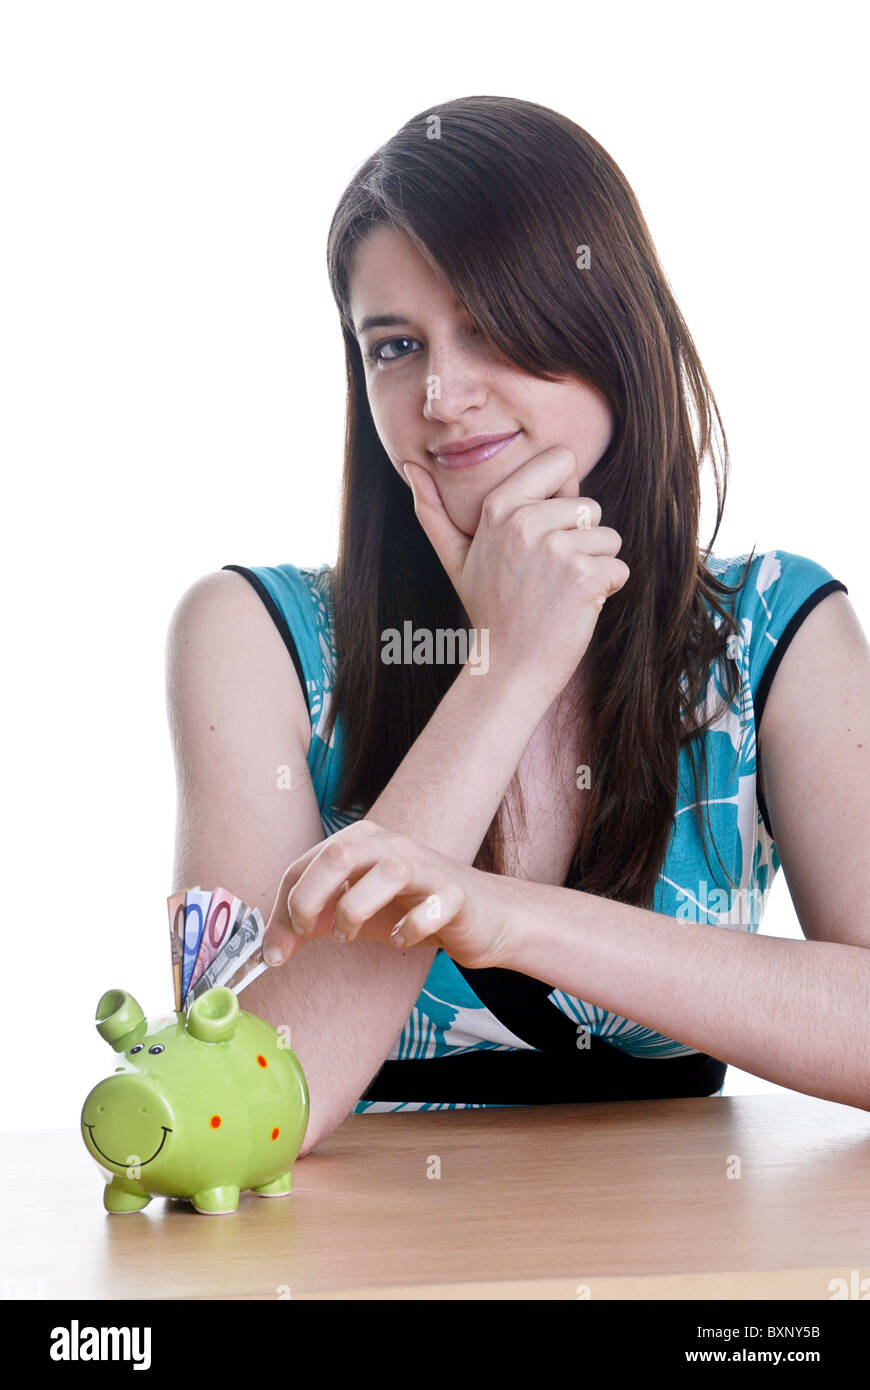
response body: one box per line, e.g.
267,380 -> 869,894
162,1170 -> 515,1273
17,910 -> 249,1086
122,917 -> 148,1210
148,1044 -> 165,1055
129,1044 -> 144,1054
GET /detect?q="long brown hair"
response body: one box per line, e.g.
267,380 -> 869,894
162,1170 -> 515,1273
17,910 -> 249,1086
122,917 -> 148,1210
320,94 -> 753,908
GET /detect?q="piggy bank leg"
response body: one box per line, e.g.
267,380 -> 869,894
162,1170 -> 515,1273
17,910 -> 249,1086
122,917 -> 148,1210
104,1177 -> 151,1213
252,1171 -> 293,1198
191,1184 -> 240,1215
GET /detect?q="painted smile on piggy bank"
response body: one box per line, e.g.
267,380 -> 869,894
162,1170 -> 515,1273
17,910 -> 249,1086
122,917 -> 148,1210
80,986 -> 309,1215
83,1123 -> 172,1168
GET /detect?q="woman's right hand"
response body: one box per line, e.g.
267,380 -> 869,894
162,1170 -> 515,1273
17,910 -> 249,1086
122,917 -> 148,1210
402,447 -> 630,700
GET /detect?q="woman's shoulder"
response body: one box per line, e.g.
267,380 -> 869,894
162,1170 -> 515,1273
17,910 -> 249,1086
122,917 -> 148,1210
702,547 -> 849,696
219,560 -> 337,724
221,560 -> 335,636
704,547 -> 845,599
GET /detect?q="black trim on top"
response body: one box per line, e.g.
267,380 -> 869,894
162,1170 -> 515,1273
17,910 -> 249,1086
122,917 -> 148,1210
451,961 -> 591,1052
358,957 -> 727,1105
754,579 -> 848,838
221,564 -> 310,720
360,1039 -> 726,1104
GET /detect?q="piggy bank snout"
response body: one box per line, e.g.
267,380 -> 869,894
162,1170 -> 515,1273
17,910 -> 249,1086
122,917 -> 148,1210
82,1075 -> 174,1171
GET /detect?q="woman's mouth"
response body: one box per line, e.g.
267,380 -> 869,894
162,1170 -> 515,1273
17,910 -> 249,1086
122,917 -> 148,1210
431,430 -> 521,470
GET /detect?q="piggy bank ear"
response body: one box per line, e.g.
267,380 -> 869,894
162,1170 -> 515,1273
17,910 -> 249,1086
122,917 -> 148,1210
186,987 -> 240,1043
95,990 -> 146,1052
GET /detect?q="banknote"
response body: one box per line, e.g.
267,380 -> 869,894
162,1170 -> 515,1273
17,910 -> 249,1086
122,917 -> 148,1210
166,889 -> 269,1012
189,907 -> 268,1003
180,888 -> 213,1004
166,890 -> 187,1012
189,889 -> 245,995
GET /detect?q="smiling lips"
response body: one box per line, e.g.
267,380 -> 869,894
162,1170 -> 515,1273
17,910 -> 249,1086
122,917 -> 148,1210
431,430 -> 521,469
83,1123 -> 172,1167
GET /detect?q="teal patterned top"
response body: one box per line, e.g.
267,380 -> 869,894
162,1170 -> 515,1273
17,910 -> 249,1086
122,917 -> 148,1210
223,552 -> 847,1110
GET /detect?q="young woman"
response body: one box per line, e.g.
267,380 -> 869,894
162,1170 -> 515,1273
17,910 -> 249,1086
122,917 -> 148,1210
167,95 -> 870,1154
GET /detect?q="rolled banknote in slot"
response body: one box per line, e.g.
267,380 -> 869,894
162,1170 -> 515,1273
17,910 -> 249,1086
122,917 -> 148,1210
166,891 -> 187,1012
181,889 -> 213,1004
189,889 -> 244,996
188,907 -> 268,1004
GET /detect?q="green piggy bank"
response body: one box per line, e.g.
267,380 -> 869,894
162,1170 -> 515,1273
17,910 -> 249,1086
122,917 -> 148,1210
81,986 -> 309,1215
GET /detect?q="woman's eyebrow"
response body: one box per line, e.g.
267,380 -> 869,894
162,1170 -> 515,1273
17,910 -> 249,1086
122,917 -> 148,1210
356,313 -> 410,336
355,298 -> 465,338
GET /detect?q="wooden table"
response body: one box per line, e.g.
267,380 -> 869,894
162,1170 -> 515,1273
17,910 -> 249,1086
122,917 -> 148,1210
3,1093 -> 869,1300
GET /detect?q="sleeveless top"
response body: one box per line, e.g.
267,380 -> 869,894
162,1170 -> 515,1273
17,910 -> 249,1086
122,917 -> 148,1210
222,552 -> 848,1112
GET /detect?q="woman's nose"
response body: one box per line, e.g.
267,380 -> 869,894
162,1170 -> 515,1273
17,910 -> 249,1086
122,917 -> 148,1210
421,357 -> 488,420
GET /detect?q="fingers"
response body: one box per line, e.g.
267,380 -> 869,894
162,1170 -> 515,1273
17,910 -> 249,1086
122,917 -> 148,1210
403,461 -> 471,582
263,909 -> 302,966
264,825 -> 465,961
390,886 -> 466,948
539,541 -> 630,601
263,822 -> 382,964
502,499 -> 619,551
479,445 -> 586,524
265,866 -> 364,964
330,856 -> 420,942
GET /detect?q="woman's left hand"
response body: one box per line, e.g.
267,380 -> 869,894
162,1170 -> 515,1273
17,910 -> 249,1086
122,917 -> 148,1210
262,819 -> 525,971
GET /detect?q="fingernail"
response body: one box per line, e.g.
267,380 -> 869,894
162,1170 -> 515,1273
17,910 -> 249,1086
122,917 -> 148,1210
391,929 -> 405,947
264,945 -> 283,965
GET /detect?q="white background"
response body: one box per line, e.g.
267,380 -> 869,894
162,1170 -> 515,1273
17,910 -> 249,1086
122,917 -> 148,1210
2,0 -> 867,1131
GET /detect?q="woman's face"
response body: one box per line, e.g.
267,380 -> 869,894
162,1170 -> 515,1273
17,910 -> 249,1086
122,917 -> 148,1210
348,224 -> 615,538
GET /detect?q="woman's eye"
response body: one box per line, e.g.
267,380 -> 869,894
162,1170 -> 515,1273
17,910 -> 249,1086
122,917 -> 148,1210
368,336 -> 420,364
366,325 -> 486,365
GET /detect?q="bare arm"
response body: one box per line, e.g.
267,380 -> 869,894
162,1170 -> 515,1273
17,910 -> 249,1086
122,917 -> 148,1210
166,570 -> 554,1154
